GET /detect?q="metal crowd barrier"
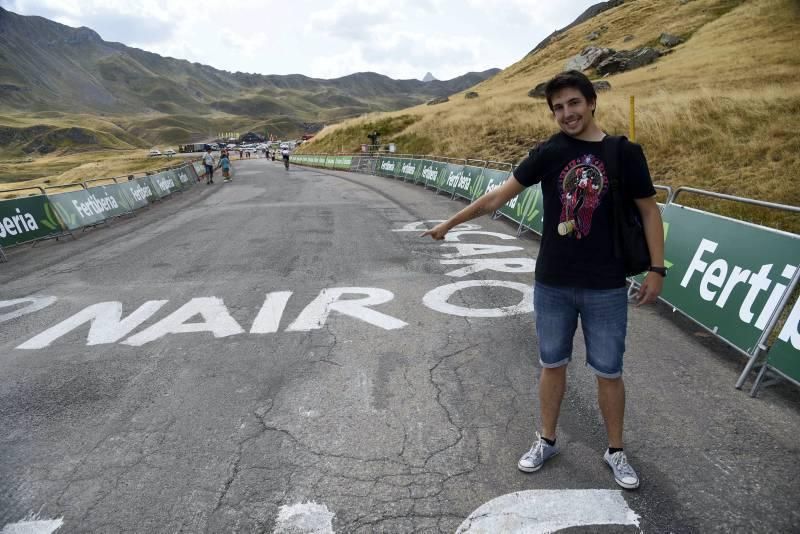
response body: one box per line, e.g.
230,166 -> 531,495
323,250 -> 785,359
0,161 -> 203,261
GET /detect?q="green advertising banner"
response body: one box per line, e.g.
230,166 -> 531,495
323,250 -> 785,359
397,159 -> 422,182
193,162 -> 206,178
186,162 -> 201,182
480,168 -> 543,234
376,157 -> 399,177
450,165 -> 486,201
518,185 -> 544,235
481,169 -> 519,222
335,156 -> 353,170
88,184 -> 134,218
391,157 -> 405,178
419,160 -> 448,189
0,195 -> 65,247
767,318 -> 800,384
148,171 -> 181,198
412,159 -> 430,185
175,166 -> 194,188
655,203 -> 800,355
440,164 -> 466,195
47,189 -> 110,230
117,178 -> 156,210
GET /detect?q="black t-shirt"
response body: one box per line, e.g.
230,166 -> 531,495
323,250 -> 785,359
513,132 -> 656,289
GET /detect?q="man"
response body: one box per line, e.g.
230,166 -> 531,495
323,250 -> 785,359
421,70 -> 665,490
202,147 -> 215,185
281,147 -> 290,169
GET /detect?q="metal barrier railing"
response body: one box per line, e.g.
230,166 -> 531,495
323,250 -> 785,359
672,186 -> 800,214
485,161 -> 513,172
0,185 -> 47,199
667,187 -> 800,392
44,183 -> 87,192
0,162 -> 203,258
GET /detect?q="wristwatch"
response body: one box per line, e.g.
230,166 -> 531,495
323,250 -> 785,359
648,266 -> 668,277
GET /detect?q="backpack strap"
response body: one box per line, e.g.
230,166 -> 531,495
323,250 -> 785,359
602,134 -> 626,193
602,135 -> 627,259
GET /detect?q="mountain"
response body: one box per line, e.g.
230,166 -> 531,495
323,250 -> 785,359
527,0 -> 623,56
0,7 -> 498,126
422,72 -> 438,82
299,0 -> 799,229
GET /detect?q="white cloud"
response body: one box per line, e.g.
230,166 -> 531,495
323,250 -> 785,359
3,0 -> 604,79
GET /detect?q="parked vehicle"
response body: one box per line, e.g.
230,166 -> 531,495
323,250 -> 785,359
149,148 -> 161,157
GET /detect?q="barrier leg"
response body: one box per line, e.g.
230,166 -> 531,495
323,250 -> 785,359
736,267 -> 800,389
750,362 -> 781,397
735,347 -> 766,390
0,244 -> 6,263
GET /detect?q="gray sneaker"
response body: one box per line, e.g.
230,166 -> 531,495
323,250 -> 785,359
518,433 -> 560,472
604,450 -> 640,489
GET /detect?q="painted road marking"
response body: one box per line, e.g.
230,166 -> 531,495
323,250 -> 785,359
456,489 -> 640,533
274,502 -> 335,534
1,515 -> 64,534
423,280 -> 533,318
391,220 -> 481,232
444,231 -> 517,241
17,300 -> 167,349
14,288 -> 410,349
286,287 -> 407,331
250,291 -> 293,333
0,296 -> 57,324
8,218 -> 539,349
441,243 -> 524,258
440,258 -> 536,277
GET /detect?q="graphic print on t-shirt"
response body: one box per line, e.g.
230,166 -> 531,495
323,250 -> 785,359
558,154 -> 608,239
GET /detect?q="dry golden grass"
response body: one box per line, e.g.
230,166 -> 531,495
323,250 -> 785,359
0,150 -> 196,199
303,0 -> 800,230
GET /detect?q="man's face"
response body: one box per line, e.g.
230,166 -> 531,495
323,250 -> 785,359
550,87 -> 595,137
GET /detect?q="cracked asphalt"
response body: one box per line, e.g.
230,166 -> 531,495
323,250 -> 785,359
1,157 -> 799,533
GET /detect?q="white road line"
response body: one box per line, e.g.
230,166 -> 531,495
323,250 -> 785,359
456,489 -> 640,533
274,502 -> 335,534
1,515 -> 64,534
0,296 -> 57,324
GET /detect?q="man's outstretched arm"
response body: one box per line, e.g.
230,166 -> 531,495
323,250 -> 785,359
421,176 -> 527,240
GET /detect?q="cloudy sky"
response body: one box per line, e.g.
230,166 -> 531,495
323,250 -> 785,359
3,0 -> 600,80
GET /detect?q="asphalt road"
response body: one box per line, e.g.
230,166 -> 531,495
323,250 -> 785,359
1,158 -> 798,533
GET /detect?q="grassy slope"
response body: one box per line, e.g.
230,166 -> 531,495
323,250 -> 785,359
0,111 -> 297,186
301,0 -> 800,231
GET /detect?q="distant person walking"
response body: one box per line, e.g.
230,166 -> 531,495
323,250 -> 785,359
202,147 -> 215,184
421,70 -> 665,490
281,147 -> 290,170
218,150 -> 232,182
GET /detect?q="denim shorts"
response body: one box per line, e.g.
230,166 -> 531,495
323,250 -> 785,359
533,281 -> 628,378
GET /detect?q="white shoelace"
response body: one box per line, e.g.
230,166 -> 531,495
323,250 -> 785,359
610,452 -> 636,477
524,432 -> 545,460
